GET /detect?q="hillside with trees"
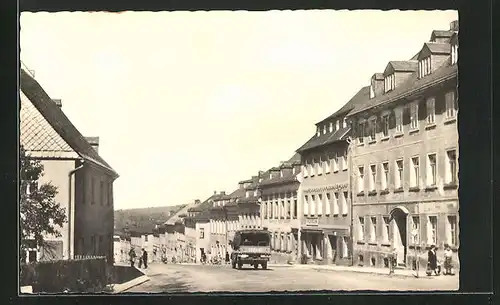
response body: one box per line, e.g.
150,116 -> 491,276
114,205 -> 186,235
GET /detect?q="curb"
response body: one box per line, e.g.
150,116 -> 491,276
112,275 -> 150,293
310,267 -> 430,279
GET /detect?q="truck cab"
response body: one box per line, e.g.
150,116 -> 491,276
230,229 -> 271,270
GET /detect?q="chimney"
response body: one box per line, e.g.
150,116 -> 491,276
370,74 -> 384,98
195,199 -> 201,205
52,99 -> 62,108
85,137 -> 100,154
450,20 -> 459,32
214,191 -> 217,195
220,191 -> 226,196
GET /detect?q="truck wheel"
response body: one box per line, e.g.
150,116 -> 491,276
253,264 -> 258,269
261,262 -> 267,270
237,259 -> 243,270
231,259 -> 236,269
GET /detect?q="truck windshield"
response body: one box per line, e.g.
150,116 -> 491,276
240,233 -> 270,246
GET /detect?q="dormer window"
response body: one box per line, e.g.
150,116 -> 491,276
336,120 -> 340,130
270,173 -> 273,179
316,127 -> 321,137
280,170 -> 284,178
343,117 -> 347,128
292,167 -> 296,174
323,125 -> 327,135
419,56 -> 431,78
369,85 -> 375,99
384,74 -> 395,92
451,43 -> 458,65
329,122 -> 333,133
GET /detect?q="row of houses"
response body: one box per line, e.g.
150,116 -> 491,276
20,65 -> 119,265
122,20 -> 459,270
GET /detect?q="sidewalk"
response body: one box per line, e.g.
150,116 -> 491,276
290,264 -> 434,279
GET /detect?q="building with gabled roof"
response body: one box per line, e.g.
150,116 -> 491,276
20,66 -> 119,265
346,20 -> 459,270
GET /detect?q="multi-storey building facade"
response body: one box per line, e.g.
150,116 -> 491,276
296,87 -> 369,266
20,68 -> 119,265
260,155 -> 302,264
346,21 -> 459,269
209,191 -> 234,260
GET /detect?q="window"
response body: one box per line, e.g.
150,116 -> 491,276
314,160 -> 320,176
445,91 -> 457,119
325,193 -> 331,215
369,165 -> 376,191
370,217 -> 377,242
395,159 -> 404,189
91,177 -> 95,204
303,195 -> 309,215
381,162 -> 389,190
426,97 -> 436,124
451,44 -> 458,65
369,85 -> 375,99
358,121 -> 365,144
419,57 -> 431,78
100,180 -> 105,205
199,228 -> 205,239
293,198 -> 298,218
331,154 -> 338,172
144,235 -> 148,242
410,102 -> 419,130
358,217 -> 365,241
333,193 -> 339,215
427,154 -> 437,186
369,118 -> 376,142
336,120 -> 340,130
411,216 -> 420,244
447,216 -> 458,246
323,125 -> 327,135
383,216 -> 390,243
428,216 -> 438,245
316,127 -> 321,137
317,194 -> 323,216
384,74 -> 395,92
446,150 -> 458,184
310,195 -> 316,215
329,122 -> 333,132
343,117 -> 347,128
324,158 -> 330,174
411,157 -> 420,187
395,108 -> 403,134
358,166 -> 365,193
280,170 -> 284,178
382,115 -> 389,137
342,191 -> 348,215
303,164 -> 309,178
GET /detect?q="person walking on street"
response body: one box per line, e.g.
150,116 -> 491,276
443,244 -> 454,275
225,251 -> 230,265
389,247 -> 397,275
129,248 -> 137,268
142,248 -> 148,269
427,245 -> 439,276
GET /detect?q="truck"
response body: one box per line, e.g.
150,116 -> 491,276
230,229 -> 271,270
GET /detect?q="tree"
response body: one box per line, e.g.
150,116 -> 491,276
20,145 -> 67,260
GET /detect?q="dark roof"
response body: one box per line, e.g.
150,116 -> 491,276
20,69 -> 118,178
279,153 -> 301,168
237,197 -> 259,205
425,42 -> 451,54
296,127 -> 350,153
430,30 -> 454,40
372,73 -> 384,80
318,86 -> 371,124
348,64 -> 457,116
387,60 -> 418,73
259,175 -> 298,187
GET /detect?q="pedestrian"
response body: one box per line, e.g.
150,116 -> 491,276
443,244 -> 454,275
129,248 -> 136,268
389,247 -> 397,274
225,251 -> 230,264
142,248 -> 148,269
427,245 -> 439,276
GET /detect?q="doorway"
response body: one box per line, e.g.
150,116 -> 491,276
328,235 -> 338,264
391,208 -> 408,266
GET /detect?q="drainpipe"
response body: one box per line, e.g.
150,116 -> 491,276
347,138 -> 355,267
68,161 -> 85,260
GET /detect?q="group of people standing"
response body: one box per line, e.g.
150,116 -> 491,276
427,244 -> 455,276
128,248 -> 149,269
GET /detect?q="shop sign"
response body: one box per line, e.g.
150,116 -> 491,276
305,217 -> 319,226
304,183 -> 348,194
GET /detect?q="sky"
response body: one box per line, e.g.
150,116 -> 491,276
20,10 -> 458,210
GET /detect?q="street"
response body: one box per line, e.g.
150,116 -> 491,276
126,263 -> 459,293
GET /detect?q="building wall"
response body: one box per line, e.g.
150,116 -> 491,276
196,222 -> 210,262
74,162 -> 115,264
299,140 -> 353,265
36,159 -> 77,261
350,78 -> 459,269
185,225 -> 197,262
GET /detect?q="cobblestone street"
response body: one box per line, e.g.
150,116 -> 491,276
125,263 -> 459,293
